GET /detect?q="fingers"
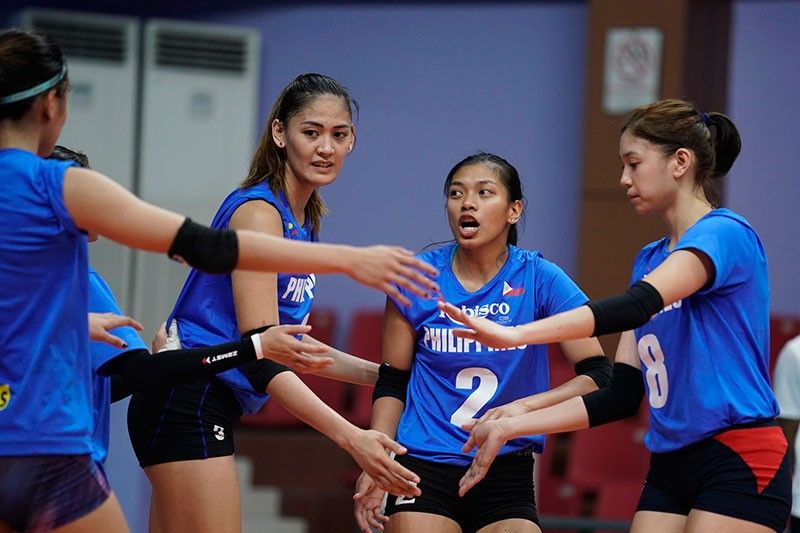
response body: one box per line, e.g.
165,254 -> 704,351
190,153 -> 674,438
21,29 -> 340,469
270,324 -> 312,336
376,433 -> 409,457
394,263 -> 439,296
458,463 -> 485,497
382,282 -> 411,308
462,432 -> 476,453
97,331 -> 128,349
451,328 -> 478,340
103,313 -> 144,332
461,419 -> 477,431
398,249 -> 439,278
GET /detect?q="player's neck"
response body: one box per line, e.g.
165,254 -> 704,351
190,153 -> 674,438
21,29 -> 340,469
0,122 -> 41,154
452,242 -> 509,291
282,172 -> 315,225
662,192 -> 713,250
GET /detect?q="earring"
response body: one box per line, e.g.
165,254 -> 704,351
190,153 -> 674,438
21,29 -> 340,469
276,141 -> 284,148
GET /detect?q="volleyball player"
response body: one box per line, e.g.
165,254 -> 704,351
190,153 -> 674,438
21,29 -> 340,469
127,73 -> 424,533
442,100 -> 791,533
0,29 -> 435,533
354,153 -> 611,533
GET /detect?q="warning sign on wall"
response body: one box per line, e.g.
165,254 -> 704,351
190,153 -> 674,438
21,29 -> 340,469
602,27 -> 663,115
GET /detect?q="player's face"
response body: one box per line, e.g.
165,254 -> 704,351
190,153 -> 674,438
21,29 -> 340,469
619,130 -> 678,215
276,94 -> 354,191
446,164 -> 520,250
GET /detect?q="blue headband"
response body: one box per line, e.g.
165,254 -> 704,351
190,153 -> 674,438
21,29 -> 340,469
701,112 -> 710,126
0,65 -> 68,105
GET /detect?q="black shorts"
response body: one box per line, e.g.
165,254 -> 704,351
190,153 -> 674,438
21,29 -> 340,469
0,455 -> 110,531
637,421 -> 791,532
127,377 -> 243,467
384,449 -> 538,533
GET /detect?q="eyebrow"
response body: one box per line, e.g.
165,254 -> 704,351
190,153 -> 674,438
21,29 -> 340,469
299,120 -> 351,129
449,179 -> 498,187
620,151 -> 640,159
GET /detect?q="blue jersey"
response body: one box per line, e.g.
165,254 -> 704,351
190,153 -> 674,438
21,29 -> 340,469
87,268 -> 147,464
0,148 -> 92,455
168,184 -> 316,414
394,244 -> 588,466
631,209 -> 778,453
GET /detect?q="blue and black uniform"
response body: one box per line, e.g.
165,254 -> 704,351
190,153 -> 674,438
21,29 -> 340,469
87,268 -> 148,465
127,184 -> 314,466
631,209 -> 790,531
0,148 -> 110,531
383,243 -> 587,532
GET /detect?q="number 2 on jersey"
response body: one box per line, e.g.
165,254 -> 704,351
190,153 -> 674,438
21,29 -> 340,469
638,333 -> 669,408
449,367 -> 498,427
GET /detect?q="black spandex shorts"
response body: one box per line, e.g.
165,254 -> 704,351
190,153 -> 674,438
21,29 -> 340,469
637,421 -> 791,532
127,377 -> 243,467
384,449 -> 539,533
0,455 -> 110,531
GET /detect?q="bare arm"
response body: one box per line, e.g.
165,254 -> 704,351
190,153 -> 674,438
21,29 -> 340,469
441,249 -> 713,348
303,334 -> 379,386
370,299 -> 416,438
266,371 -> 419,497
62,168 -> 439,300
457,331 -> 638,496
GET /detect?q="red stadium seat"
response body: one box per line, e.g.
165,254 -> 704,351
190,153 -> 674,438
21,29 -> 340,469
241,308 -> 345,428
307,307 -> 338,346
591,480 -> 642,533
537,433 -> 581,519
344,309 -> 384,427
565,419 -> 650,494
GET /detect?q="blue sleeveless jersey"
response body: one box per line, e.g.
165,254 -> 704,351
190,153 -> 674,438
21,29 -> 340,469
0,148 -> 93,455
632,209 -> 778,453
168,184 -> 316,414
394,244 -> 588,466
87,267 -> 147,463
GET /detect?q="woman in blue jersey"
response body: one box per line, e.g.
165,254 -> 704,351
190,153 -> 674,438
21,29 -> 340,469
354,153 -> 612,533
0,29 -> 436,533
442,100 -> 791,532
127,73 -> 425,533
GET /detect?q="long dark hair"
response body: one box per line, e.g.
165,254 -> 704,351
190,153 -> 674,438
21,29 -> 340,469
240,73 -> 358,235
0,29 -> 69,121
622,99 -> 741,207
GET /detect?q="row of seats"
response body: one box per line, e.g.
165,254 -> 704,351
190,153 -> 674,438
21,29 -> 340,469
240,310 -> 800,529
240,309 -> 382,428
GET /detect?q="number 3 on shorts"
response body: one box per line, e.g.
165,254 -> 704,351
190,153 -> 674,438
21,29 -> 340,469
450,367 -> 498,427
638,333 -> 669,408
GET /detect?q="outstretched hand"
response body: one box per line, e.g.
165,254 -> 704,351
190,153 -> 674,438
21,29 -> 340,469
437,301 -> 523,348
459,418 -> 509,497
345,430 -> 421,499
353,472 -> 389,533
347,246 -> 439,307
88,312 -> 143,349
257,324 -> 333,373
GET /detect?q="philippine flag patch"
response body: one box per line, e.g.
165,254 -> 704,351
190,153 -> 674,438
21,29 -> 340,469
502,281 -> 524,297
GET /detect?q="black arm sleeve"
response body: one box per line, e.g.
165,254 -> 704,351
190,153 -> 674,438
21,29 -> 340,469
586,280 -> 664,337
574,355 -> 613,388
168,218 -> 239,274
238,359 -> 292,392
99,337 -> 258,394
372,363 -> 411,404
581,362 -> 645,427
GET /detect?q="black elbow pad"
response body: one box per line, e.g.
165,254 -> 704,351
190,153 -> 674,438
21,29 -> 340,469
372,363 -> 411,404
168,218 -> 239,274
581,362 -> 644,427
587,280 -> 664,337
574,355 -> 613,388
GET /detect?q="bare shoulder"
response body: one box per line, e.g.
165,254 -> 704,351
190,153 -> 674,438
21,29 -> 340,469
230,199 -> 282,234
